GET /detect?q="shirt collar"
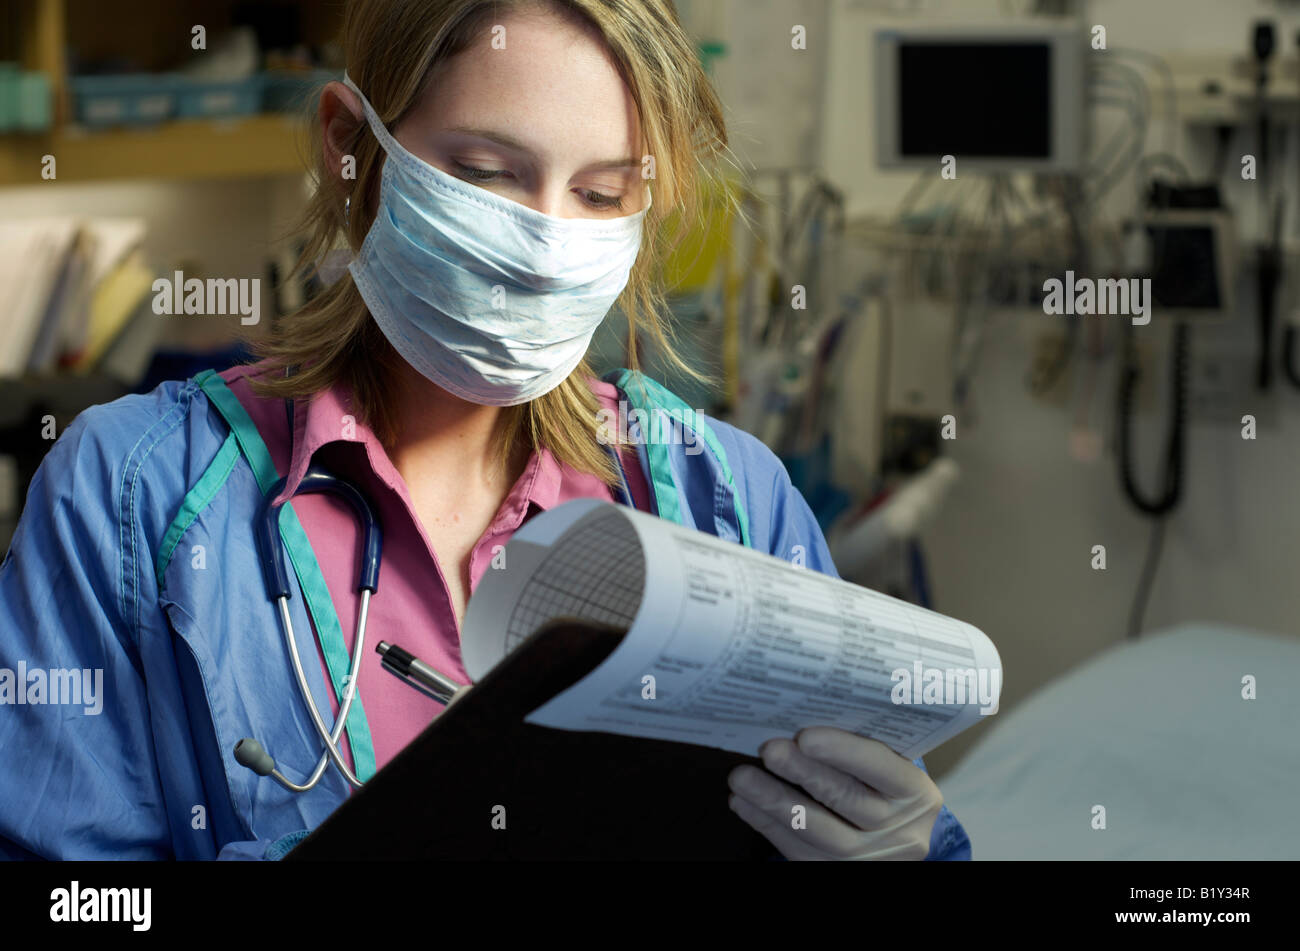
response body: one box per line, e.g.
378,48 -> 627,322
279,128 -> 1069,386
274,376 -> 366,504
275,374 -> 569,519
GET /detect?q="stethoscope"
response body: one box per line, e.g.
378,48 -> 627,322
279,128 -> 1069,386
233,386 -> 639,794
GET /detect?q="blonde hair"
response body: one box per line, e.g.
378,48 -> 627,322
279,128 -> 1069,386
244,0 -> 733,485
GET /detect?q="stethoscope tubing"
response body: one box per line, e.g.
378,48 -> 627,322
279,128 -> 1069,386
241,455 -> 383,792
240,393 -> 640,794
276,590 -> 368,790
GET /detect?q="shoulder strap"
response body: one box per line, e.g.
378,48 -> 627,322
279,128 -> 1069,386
603,368 -> 751,549
191,369 -> 378,783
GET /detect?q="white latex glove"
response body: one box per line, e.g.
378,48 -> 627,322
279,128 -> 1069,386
727,726 -> 943,860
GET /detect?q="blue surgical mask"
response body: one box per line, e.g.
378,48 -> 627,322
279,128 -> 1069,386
342,73 -> 650,406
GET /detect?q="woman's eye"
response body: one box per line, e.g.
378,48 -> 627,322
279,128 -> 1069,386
453,161 -> 504,182
453,162 -> 623,211
581,189 -> 625,211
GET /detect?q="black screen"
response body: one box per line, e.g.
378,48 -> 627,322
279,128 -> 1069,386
1147,225 -> 1222,309
897,42 -> 1052,159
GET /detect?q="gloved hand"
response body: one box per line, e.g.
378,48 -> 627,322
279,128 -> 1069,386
727,726 -> 943,860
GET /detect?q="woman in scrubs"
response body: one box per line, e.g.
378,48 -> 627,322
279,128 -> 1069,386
0,0 -> 969,861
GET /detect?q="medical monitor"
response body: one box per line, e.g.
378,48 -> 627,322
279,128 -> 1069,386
874,21 -> 1086,171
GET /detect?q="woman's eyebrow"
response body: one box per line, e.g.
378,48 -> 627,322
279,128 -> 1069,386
444,126 -> 638,170
444,125 -> 529,150
584,157 -> 640,171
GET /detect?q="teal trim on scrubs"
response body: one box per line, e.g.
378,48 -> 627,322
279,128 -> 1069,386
266,828 -> 312,860
193,369 -> 379,783
156,431 -> 240,587
607,368 -> 751,548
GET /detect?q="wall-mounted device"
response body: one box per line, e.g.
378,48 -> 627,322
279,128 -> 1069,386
1141,211 -> 1236,319
1139,182 -> 1236,320
873,21 -> 1087,171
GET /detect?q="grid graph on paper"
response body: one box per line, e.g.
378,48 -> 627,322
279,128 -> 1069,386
504,511 -> 646,653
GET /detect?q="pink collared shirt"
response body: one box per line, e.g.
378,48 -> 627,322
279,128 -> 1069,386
220,361 -> 649,774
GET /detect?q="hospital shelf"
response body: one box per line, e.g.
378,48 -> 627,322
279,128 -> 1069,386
0,114 -> 310,186
1,0 -> 338,186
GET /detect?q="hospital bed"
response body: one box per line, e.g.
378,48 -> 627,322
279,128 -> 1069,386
936,623 -> 1300,860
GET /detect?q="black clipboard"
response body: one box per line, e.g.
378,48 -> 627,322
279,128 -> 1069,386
286,619 -> 775,860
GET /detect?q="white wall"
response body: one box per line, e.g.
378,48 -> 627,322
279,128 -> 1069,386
679,0 -> 830,171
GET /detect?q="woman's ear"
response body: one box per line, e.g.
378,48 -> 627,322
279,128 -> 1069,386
319,81 -> 365,183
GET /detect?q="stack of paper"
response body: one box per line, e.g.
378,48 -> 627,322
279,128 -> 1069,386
0,217 -> 150,378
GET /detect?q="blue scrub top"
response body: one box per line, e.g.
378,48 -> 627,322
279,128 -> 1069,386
0,370 -> 971,860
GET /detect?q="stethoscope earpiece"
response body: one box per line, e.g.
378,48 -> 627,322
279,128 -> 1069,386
234,738 -> 275,776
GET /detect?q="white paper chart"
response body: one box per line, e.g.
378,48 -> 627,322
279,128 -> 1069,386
461,499 -> 1001,759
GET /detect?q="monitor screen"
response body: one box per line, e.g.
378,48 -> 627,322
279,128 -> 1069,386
896,42 -> 1052,160
1147,224 -> 1223,310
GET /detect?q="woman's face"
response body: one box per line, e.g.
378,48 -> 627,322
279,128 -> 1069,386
390,5 -> 646,220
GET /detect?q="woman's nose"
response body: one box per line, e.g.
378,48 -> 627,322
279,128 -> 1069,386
520,186 -> 568,219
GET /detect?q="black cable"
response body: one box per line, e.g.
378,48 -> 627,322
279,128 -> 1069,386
1117,321 -> 1189,639
1292,24 -> 1300,394
1117,321 -> 1189,516
1255,21 -> 1277,391
1284,325 -> 1300,388
1255,21 -> 1275,172
1128,519 -> 1167,640
1258,214 -> 1282,390
1213,124 -> 1233,181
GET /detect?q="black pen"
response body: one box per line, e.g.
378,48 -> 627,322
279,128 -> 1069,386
376,641 -> 463,705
